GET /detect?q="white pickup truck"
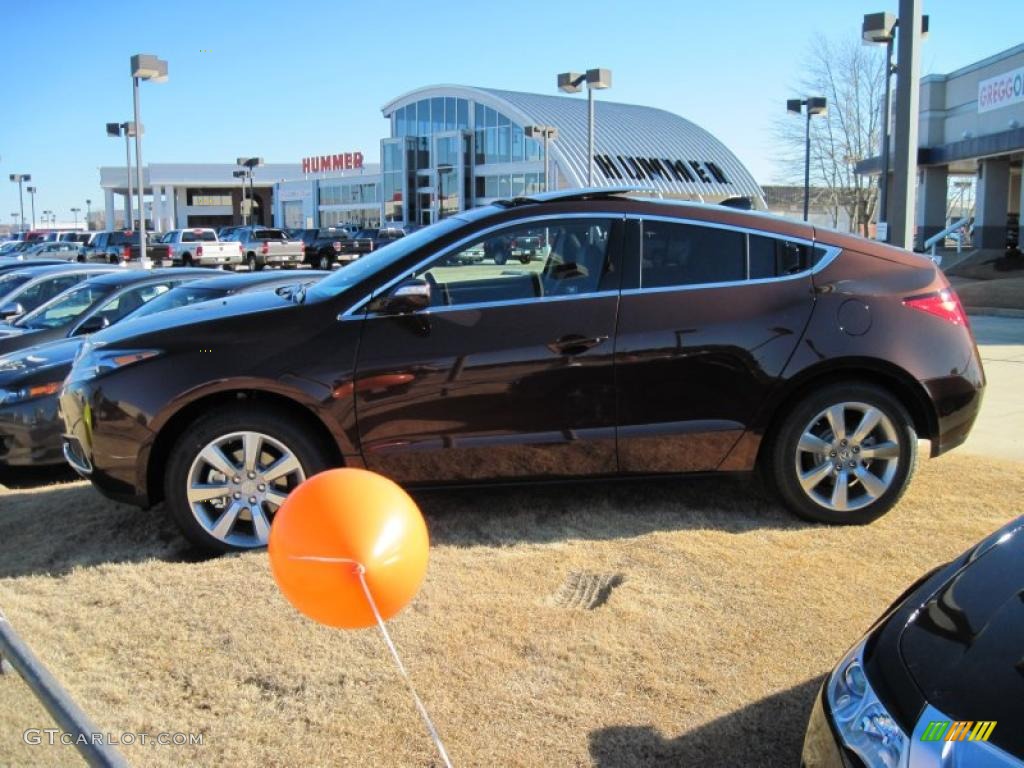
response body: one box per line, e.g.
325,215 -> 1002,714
151,228 -> 243,268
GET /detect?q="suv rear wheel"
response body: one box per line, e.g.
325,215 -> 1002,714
769,382 -> 918,525
164,406 -> 330,552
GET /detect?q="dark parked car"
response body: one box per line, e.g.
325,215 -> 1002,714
338,225 -> 407,258
0,264 -> 117,322
803,515 -> 1024,767
291,228 -> 355,269
0,267 -> 210,357
84,230 -> 143,264
0,271 -> 326,468
61,188 -> 984,552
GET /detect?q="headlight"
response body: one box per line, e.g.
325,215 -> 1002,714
0,382 -> 62,405
67,346 -> 162,384
827,641 -> 907,767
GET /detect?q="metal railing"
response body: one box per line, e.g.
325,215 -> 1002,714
924,217 -> 971,264
0,610 -> 128,767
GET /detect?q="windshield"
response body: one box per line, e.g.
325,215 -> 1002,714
17,283 -> 105,330
127,286 -> 223,319
307,217 -> 467,301
0,272 -> 32,299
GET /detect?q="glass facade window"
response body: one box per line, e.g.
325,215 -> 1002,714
282,200 -> 304,229
321,208 -> 380,228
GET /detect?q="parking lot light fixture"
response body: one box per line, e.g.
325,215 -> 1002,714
8,174 -> 30,233
524,125 -> 559,192
70,207 -> 81,227
130,53 -> 168,265
236,158 -> 264,226
787,97 -> 828,221
107,122 -> 137,228
25,186 -> 37,229
556,69 -> 612,187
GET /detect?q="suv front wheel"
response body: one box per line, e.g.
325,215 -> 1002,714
164,406 -> 329,552
769,382 -> 918,525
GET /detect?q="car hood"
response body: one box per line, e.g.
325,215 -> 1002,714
899,516 -> 1024,758
0,337 -> 81,387
93,286 -> 299,345
0,322 -> 27,340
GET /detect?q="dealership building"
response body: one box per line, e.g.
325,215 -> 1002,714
100,84 -> 764,232
858,43 -> 1024,250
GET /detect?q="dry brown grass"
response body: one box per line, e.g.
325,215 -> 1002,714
0,454 -> 1020,767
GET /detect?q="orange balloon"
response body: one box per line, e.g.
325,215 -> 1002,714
268,468 -> 430,629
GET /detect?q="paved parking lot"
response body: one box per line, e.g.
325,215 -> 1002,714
961,314 -> 1024,461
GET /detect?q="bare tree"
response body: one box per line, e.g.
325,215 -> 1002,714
774,36 -> 886,236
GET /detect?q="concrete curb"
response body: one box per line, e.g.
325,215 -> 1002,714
966,307 -> 1024,319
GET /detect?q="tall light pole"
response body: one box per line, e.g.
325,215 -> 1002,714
130,53 -> 168,264
787,97 -> 828,221
236,157 -> 264,226
10,213 -> 19,232
42,209 -> 52,228
862,11 -> 928,243
557,69 -> 612,187
232,170 -> 248,225
107,121 -> 138,228
525,125 -> 559,192
70,207 -> 81,227
25,185 -> 37,229
85,199 -> 92,230
8,174 -> 30,233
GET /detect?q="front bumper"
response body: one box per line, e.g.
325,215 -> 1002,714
0,394 -> 65,466
802,684 -> 860,768
59,379 -> 151,507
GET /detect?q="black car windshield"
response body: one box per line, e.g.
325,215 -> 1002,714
126,286 -> 224,319
0,272 -> 32,298
307,217 -> 467,301
16,284 -> 106,330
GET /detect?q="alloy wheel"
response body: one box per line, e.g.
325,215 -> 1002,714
185,430 -> 305,548
793,401 -> 900,513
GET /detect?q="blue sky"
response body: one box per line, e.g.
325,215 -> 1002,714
0,0 -> 1019,226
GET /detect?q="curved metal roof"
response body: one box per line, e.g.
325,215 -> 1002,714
382,85 -> 764,207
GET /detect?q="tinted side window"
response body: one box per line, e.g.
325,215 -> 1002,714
749,235 -> 813,278
415,218 -> 615,307
641,221 -> 745,288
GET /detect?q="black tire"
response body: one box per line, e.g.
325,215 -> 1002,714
164,405 -> 331,553
493,252 -> 507,265
246,252 -> 262,271
76,255 -> 85,263
182,253 -> 194,267
519,252 -> 531,264
318,252 -> 331,270
769,382 -> 917,525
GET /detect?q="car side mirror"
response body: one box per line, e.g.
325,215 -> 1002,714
75,314 -> 110,335
0,302 -> 25,320
375,278 -> 431,314
0,303 -> 24,319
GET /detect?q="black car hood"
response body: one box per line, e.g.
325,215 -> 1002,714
93,287 -> 297,345
899,517 -> 1024,758
0,337 -> 82,388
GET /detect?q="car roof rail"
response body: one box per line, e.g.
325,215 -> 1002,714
492,186 -> 661,207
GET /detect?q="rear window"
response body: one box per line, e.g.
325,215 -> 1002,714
641,221 -> 746,288
181,230 -> 217,243
253,230 -> 286,241
355,229 -> 378,239
748,235 -> 826,278
108,231 -> 140,246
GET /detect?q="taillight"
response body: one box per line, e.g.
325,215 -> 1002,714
196,245 -> 204,258
261,242 -> 269,255
167,246 -> 175,259
122,245 -> 131,261
904,289 -> 968,326
333,241 -> 342,252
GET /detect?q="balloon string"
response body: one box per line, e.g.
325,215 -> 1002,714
289,556 -> 454,768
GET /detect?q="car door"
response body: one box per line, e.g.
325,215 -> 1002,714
352,215 -> 624,484
614,216 -> 820,473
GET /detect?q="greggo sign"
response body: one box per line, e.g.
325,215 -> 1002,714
978,66 -> 1024,113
